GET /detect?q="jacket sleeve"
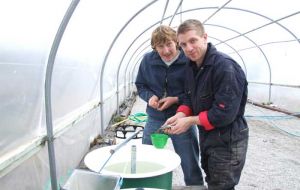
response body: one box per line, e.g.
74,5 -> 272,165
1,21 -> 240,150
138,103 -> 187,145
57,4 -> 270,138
135,58 -> 155,103
205,59 -> 247,128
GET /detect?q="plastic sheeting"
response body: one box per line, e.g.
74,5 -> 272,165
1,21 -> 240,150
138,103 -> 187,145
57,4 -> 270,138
0,0 -> 299,189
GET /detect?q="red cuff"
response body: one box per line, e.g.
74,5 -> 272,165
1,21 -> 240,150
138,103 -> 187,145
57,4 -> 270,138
199,111 -> 215,131
177,105 -> 193,116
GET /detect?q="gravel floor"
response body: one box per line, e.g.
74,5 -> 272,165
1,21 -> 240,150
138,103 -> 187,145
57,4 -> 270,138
129,97 -> 300,190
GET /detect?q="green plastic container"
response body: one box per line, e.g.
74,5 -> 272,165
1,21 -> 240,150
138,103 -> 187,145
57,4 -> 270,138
121,171 -> 172,190
151,133 -> 169,149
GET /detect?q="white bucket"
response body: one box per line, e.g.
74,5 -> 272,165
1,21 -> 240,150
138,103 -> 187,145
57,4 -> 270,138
84,144 -> 180,179
84,144 -> 180,189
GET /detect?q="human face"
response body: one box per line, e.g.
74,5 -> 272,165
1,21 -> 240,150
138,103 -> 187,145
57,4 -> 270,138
155,40 -> 178,62
178,30 -> 207,66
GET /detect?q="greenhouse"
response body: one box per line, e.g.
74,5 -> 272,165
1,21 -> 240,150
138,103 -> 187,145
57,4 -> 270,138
0,0 -> 299,189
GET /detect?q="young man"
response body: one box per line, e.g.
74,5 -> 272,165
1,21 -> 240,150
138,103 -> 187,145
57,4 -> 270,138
135,25 -> 204,186
165,19 -> 249,189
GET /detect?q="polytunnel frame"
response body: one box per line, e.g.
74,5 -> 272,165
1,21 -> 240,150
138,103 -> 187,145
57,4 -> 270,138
115,0 -> 184,115
99,0 -> 160,135
122,38 -> 150,100
126,32 -> 248,91
126,34 -> 248,83
42,1 -> 161,189
121,0 -> 233,92
212,7 -> 300,102
124,22 -> 252,88
117,1 -> 230,112
118,6 -> 300,113
46,1 -> 168,188
118,8 -> 255,109
127,33 -> 247,92
44,0 -> 80,189
15,1 -> 299,190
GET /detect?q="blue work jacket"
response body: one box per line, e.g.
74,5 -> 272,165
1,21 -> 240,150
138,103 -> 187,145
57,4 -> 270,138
183,43 -> 248,134
135,49 -> 188,120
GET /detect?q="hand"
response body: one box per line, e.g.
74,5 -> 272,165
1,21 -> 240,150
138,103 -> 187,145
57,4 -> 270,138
165,115 -> 199,135
157,97 -> 178,111
148,95 -> 159,109
167,117 -> 193,135
165,112 -> 186,125
163,112 -> 185,134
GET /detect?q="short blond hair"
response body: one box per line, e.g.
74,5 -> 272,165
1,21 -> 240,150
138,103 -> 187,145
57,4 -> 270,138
151,25 -> 178,50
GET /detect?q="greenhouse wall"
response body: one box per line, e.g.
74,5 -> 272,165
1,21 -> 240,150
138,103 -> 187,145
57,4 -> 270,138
0,0 -> 299,189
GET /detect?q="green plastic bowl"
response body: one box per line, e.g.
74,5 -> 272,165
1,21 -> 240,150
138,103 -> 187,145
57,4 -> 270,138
151,133 -> 169,149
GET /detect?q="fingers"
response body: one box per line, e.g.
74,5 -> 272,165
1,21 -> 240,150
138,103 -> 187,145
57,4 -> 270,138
165,124 -> 181,135
149,95 -> 159,109
164,116 -> 189,135
150,96 -> 177,111
157,98 -> 169,110
165,116 -> 176,125
157,102 -> 165,111
163,118 -> 179,134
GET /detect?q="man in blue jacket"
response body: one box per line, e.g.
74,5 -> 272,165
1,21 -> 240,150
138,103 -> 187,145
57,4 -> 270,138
165,19 -> 249,189
135,25 -> 204,186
